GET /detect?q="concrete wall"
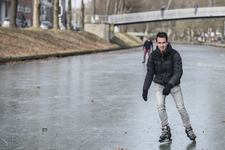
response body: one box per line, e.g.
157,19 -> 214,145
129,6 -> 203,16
85,24 -> 110,42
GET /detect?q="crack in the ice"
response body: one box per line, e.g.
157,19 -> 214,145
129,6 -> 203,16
1,138 -> 8,146
80,129 -> 102,146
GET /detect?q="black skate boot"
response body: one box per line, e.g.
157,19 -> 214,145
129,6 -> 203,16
159,125 -> 172,143
185,126 -> 196,141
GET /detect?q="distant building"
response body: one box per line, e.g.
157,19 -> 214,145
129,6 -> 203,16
40,0 -> 53,24
0,0 -> 33,26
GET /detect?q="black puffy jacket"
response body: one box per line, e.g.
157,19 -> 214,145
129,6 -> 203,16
143,43 -> 183,91
143,40 -> 153,50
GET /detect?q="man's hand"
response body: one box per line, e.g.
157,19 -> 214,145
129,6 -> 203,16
142,90 -> 148,101
162,83 -> 173,95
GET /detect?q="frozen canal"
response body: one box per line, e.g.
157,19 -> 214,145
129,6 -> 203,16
0,43 -> 225,150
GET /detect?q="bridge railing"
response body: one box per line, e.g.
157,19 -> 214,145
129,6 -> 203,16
109,7 -> 225,24
164,7 -> 225,19
85,7 -> 225,25
85,15 -> 109,24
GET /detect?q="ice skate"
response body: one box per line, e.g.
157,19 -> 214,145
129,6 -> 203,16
185,126 -> 196,141
159,125 -> 172,143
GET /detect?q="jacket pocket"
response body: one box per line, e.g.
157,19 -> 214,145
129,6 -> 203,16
165,60 -> 173,72
155,61 -> 162,72
156,74 -> 163,80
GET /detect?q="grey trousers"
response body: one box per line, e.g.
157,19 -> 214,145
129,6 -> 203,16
154,83 -> 191,127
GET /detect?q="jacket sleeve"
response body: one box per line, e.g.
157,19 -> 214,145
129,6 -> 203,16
143,54 -> 155,91
143,41 -> 146,49
168,52 -> 183,86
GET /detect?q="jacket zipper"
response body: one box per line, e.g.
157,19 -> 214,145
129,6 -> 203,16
161,53 -> 164,69
161,53 -> 166,84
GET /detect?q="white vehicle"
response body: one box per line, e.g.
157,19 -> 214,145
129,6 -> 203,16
60,23 -> 65,31
2,17 -> 10,27
40,21 -> 53,29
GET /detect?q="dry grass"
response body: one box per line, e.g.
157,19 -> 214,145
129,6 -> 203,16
0,27 -> 118,58
0,27 -> 143,65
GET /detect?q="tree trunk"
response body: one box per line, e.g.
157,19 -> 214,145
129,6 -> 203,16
10,0 -> 18,28
208,27 -> 212,43
81,0 -> 85,31
118,0 -> 124,14
189,27 -> 192,42
33,0 -> 41,28
67,0 -> 71,30
120,0 -> 124,32
92,0 -> 95,16
145,23 -> 149,34
204,31 -> 206,42
220,20 -> 224,43
120,0 -> 124,14
106,0 -> 111,15
114,0 -> 118,14
117,0 -> 121,14
54,0 -> 59,30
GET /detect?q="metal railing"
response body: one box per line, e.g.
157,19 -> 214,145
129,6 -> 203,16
85,15 -> 109,24
85,7 -> 225,25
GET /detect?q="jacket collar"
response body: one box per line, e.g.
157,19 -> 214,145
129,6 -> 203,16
156,42 -> 173,55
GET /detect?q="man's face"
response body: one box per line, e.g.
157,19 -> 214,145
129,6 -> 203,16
156,37 -> 168,53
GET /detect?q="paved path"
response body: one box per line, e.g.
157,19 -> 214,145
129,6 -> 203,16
0,44 -> 225,150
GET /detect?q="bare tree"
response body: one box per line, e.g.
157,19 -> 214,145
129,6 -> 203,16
33,0 -> 41,28
10,0 -> 18,28
166,0 -> 172,10
106,0 -> 111,15
92,0 -> 96,16
117,0 -> 124,14
67,0 -> 71,30
53,0 -> 59,30
114,0 -> 119,14
220,19 -> 224,42
81,0 -> 85,31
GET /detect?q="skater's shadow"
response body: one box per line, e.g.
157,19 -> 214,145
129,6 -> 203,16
186,141 -> 196,150
158,142 -> 172,150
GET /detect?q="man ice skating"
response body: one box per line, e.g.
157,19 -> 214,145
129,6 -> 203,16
142,38 -> 153,63
142,32 -> 196,143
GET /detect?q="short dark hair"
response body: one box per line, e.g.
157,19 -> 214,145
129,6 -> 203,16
156,32 -> 168,42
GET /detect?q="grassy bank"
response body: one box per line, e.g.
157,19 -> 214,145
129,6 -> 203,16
0,28 -> 143,65
112,33 -> 143,48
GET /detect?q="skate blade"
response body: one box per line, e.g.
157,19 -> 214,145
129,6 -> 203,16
159,139 -> 172,143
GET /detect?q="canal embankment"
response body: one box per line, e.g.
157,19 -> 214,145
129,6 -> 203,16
0,28 -> 143,65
